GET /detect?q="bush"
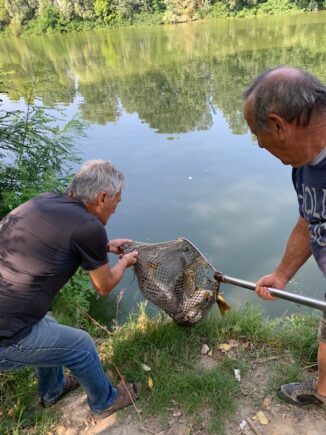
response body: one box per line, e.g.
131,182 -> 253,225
258,0 -> 301,14
210,1 -> 231,17
0,71 -> 85,217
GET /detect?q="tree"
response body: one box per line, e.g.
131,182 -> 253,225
0,0 -> 10,29
164,0 -> 209,22
53,0 -> 94,20
4,0 -> 38,24
94,0 -> 116,21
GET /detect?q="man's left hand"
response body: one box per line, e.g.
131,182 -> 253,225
108,239 -> 132,255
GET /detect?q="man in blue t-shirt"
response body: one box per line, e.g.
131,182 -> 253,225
0,160 -> 140,419
243,66 -> 326,406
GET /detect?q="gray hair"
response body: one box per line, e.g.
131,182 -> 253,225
66,160 -> 125,202
243,66 -> 326,131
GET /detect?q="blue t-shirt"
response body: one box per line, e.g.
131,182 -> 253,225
292,154 -> 326,277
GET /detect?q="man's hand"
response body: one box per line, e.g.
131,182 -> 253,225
121,251 -> 139,267
89,250 -> 139,296
108,239 -> 132,254
255,272 -> 288,301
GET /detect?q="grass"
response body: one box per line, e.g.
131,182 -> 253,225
0,302 -> 321,433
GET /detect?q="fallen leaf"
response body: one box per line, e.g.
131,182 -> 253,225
207,350 -> 213,357
256,411 -> 268,425
148,375 -> 154,390
141,363 -> 151,372
263,397 -> 272,408
7,408 -> 15,417
219,340 -> 241,353
219,343 -> 232,352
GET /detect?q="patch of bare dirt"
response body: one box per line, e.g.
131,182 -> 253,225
52,344 -> 326,435
224,361 -> 326,435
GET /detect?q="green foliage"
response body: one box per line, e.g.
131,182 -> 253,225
128,10 -> 165,24
275,313 -> 319,363
164,0 -> 208,23
266,360 -> 306,394
258,0 -> 301,14
210,1 -> 231,16
0,0 -> 323,33
4,0 -> 38,24
152,0 -> 167,11
198,304 -> 275,344
27,6 -> 65,33
0,70 -> 93,433
52,268 -> 97,327
0,72 -> 85,217
0,0 -> 10,29
0,368 -> 57,433
94,0 -> 165,24
94,0 -> 116,22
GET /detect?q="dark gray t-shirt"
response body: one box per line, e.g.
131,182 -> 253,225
292,154 -> 326,277
0,193 -> 108,345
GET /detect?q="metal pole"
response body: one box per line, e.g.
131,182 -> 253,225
215,272 -> 326,312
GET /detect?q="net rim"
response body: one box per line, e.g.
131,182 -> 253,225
125,237 -> 217,275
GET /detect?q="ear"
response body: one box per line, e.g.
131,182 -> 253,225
97,191 -> 107,205
267,113 -> 287,140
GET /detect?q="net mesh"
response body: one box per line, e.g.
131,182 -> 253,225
123,238 -> 220,325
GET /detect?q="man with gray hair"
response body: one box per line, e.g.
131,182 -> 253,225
0,159 -> 140,419
243,66 -> 326,406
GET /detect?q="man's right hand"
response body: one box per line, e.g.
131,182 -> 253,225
120,250 -> 139,267
90,250 -> 139,296
255,272 -> 288,301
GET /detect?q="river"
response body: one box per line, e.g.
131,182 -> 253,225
1,12 -> 326,324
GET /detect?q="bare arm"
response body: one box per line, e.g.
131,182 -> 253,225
89,251 -> 138,296
256,216 -> 312,300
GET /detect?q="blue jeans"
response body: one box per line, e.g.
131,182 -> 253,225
0,315 -> 117,412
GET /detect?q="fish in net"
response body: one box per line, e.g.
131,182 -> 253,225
123,238 -> 230,325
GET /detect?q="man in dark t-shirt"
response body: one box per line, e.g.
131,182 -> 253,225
243,67 -> 326,407
0,160 -> 140,418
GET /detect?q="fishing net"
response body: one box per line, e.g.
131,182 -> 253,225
123,238 -> 228,325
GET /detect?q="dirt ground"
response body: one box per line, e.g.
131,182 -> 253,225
53,348 -> 326,435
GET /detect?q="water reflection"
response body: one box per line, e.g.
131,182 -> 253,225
1,14 -> 325,133
1,13 -> 326,322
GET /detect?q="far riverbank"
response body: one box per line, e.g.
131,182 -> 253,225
0,0 -> 323,37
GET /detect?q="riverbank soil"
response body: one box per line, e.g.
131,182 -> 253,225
52,344 -> 326,435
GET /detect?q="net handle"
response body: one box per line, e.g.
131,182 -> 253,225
181,238 -> 326,313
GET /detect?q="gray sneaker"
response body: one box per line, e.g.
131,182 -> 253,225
278,378 -> 326,406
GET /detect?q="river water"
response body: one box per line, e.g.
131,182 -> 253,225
1,12 -> 326,324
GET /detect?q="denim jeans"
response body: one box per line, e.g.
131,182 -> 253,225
0,315 -> 117,412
